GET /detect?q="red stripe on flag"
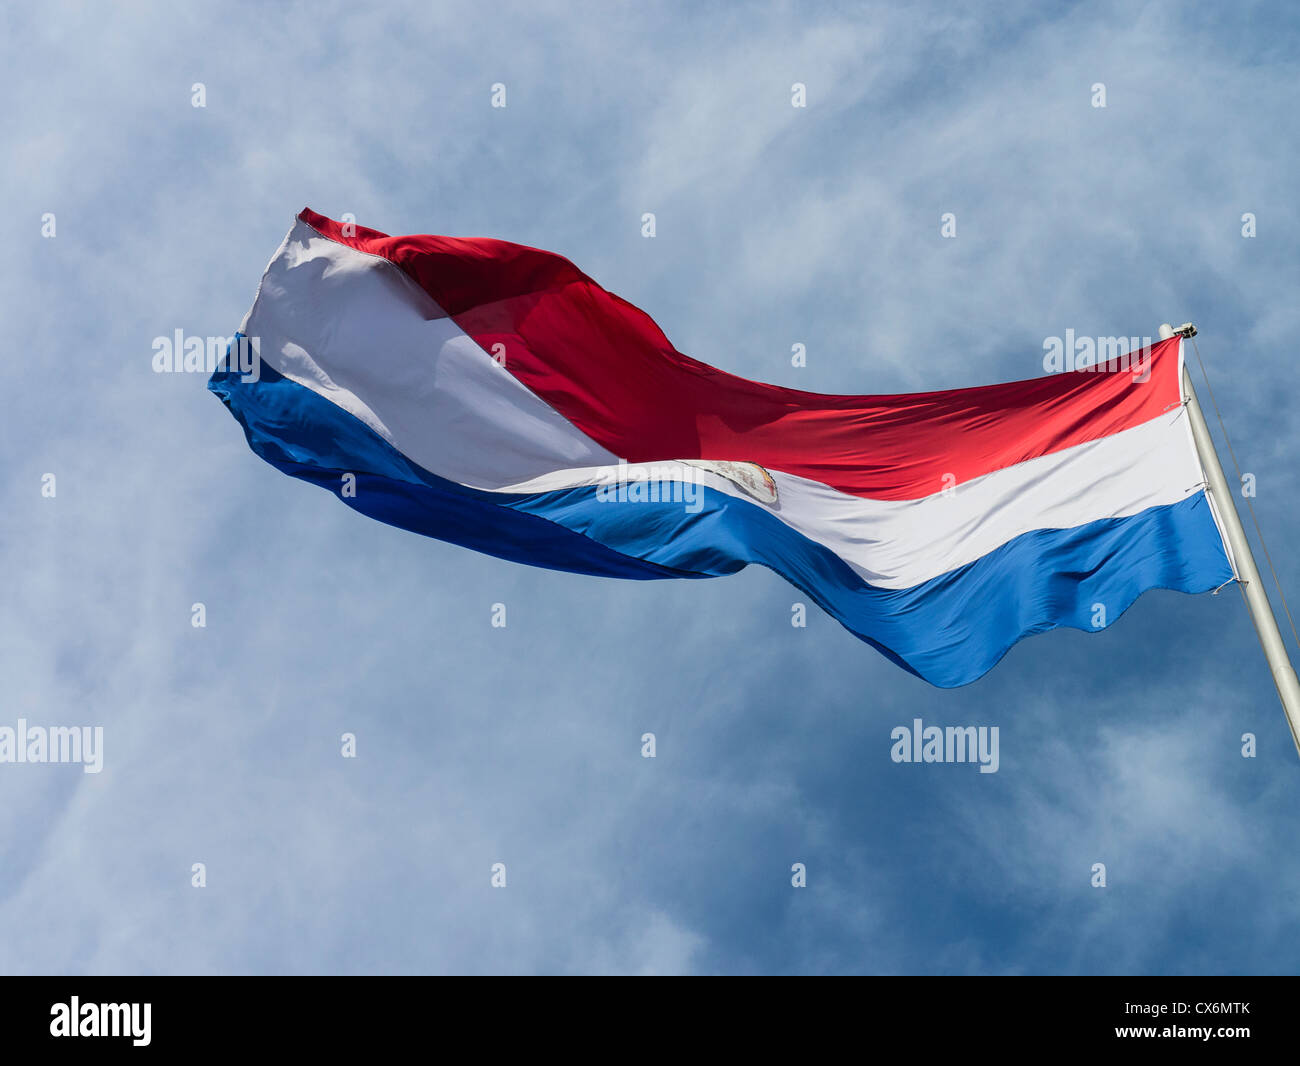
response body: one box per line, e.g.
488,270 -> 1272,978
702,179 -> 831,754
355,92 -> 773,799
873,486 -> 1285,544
298,208 -> 1181,501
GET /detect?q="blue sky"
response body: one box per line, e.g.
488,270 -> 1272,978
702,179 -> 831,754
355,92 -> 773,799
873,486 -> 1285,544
3,0 -> 1299,974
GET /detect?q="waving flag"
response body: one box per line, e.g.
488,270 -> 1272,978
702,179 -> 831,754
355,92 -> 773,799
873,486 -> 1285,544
209,209 -> 1235,687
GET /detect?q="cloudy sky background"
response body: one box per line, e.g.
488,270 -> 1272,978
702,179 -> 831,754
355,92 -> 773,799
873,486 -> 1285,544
3,0 -> 1299,974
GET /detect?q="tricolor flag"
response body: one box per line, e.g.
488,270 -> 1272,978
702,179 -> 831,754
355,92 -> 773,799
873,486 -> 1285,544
210,209 -> 1236,688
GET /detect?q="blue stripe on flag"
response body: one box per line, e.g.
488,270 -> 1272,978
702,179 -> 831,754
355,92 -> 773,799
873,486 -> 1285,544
210,358 -> 1234,687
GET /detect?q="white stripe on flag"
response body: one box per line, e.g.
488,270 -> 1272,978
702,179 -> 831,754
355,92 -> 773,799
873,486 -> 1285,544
241,220 -> 1205,591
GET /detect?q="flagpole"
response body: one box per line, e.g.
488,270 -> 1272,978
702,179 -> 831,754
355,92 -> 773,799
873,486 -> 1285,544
1159,323 -> 1300,758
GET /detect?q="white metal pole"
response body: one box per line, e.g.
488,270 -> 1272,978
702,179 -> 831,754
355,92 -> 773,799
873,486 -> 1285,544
1159,323 -> 1300,758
